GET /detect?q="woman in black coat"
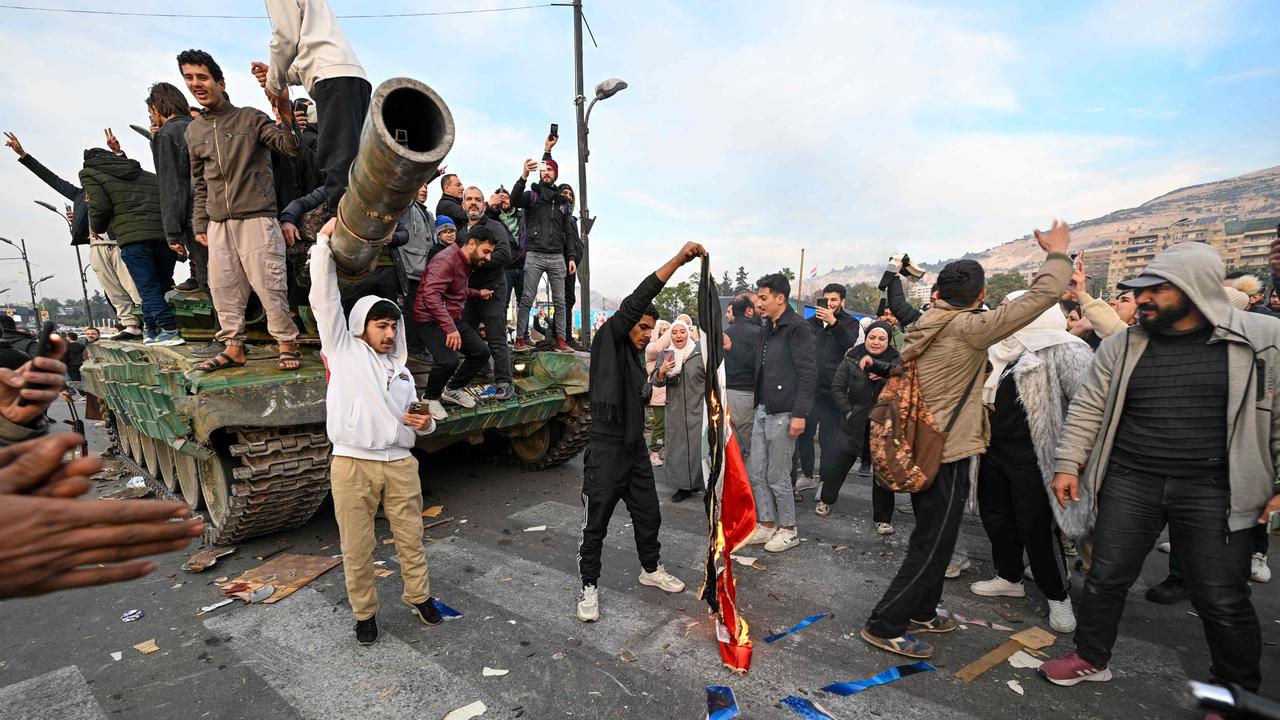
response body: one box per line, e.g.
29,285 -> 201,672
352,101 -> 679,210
815,321 -> 901,533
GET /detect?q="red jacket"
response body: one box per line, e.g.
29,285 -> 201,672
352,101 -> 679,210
413,244 -> 480,333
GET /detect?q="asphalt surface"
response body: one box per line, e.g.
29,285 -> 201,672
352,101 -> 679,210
1,398 -> 1277,719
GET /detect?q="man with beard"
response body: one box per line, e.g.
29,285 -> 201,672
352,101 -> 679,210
793,283 -> 862,493
459,187 -> 514,400
487,186 -> 525,323
1041,242 -> 1280,692
512,135 -> 575,353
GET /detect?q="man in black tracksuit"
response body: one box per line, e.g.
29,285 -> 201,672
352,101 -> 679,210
458,186 -> 515,400
793,283 -> 862,490
574,241 -> 707,623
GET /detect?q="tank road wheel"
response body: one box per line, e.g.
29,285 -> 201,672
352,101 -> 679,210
175,451 -> 203,510
122,426 -> 143,464
156,443 -> 178,493
509,424 -> 552,464
140,435 -> 160,477
508,406 -> 591,471
199,426 -> 333,546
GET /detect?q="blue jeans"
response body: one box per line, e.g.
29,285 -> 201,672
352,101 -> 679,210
119,241 -> 177,332
747,406 -> 796,527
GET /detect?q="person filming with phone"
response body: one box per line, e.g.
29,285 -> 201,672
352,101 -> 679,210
310,216 -> 439,646
512,126 -> 576,354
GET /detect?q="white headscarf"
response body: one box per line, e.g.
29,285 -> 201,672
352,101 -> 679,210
665,319 -> 698,372
984,290 -> 1085,403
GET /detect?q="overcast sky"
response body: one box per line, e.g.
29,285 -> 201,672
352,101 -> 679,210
0,0 -> 1277,301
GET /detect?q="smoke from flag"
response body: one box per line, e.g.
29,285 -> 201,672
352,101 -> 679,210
696,256 -> 755,674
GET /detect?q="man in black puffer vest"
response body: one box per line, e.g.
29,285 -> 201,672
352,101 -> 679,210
80,149 -> 183,346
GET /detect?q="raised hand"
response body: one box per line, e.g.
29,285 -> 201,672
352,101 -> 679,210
3,131 -> 26,157
676,242 -> 708,265
1068,249 -> 1086,296
1033,220 -> 1071,256
250,60 -> 269,88
104,128 -> 121,155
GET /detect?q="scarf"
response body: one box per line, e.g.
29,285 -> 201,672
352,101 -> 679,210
984,290 -> 1084,403
588,320 -> 647,450
665,319 -> 698,372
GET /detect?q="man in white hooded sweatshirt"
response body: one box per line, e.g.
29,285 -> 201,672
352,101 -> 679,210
311,217 -> 437,645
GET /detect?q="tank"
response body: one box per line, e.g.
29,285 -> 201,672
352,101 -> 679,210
80,77 -> 591,545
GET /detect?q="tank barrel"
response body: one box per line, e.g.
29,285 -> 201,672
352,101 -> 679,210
329,77 -> 455,277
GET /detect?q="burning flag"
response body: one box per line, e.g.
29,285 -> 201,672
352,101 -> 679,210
696,256 -> 756,674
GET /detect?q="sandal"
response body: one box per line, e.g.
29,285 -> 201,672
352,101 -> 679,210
859,628 -> 934,658
199,352 -> 246,372
277,350 -> 303,371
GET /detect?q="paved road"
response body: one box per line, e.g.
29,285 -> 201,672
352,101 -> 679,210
1,400 -> 1277,719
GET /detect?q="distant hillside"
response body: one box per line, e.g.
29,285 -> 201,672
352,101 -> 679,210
811,165 -> 1280,289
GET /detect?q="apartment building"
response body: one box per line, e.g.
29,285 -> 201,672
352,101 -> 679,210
1105,216 -> 1279,290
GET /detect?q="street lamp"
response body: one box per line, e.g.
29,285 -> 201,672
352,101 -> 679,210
34,199 -> 94,326
573,73 -> 628,346
0,237 -> 40,324
32,275 -> 54,322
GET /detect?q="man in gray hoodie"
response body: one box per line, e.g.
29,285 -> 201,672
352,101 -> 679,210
1041,242 -> 1280,692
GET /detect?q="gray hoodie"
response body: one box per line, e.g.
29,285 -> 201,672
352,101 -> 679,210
1053,242 -> 1280,532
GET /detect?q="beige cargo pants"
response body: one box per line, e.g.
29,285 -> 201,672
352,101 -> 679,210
206,217 -> 298,346
88,240 -> 141,329
330,455 -> 430,620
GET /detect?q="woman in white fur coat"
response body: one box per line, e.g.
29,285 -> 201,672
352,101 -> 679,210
969,291 -> 1095,635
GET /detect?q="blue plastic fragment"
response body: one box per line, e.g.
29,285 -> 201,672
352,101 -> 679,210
780,696 -> 836,719
821,661 -> 936,696
431,598 -> 462,619
706,685 -> 738,719
763,612 -> 832,644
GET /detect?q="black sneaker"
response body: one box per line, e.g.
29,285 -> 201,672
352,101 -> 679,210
109,328 -> 144,342
190,340 -> 226,358
857,463 -> 873,477
404,597 -> 442,626
1145,575 -> 1189,605
671,489 -> 693,503
355,616 -> 379,645
175,277 -> 201,292
491,383 -> 515,401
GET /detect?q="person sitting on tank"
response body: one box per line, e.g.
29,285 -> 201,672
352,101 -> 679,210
309,216 -> 438,646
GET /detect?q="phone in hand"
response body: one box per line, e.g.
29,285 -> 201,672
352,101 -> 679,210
1268,510 -> 1280,534
18,320 -> 60,407
408,401 -> 425,415
549,123 -> 558,139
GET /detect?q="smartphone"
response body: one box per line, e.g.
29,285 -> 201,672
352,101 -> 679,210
537,160 -> 548,175
408,401 -> 425,415
1268,510 -> 1280,534
549,123 -> 558,139
661,348 -> 676,365
17,321 -> 60,407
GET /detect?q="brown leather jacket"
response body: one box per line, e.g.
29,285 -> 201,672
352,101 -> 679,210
413,244 -> 482,333
186,101 -> 299,233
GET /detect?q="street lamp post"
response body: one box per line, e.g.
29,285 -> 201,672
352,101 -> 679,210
0,237 -> 40,324
32,275 -> 54,321
571,0 -> 627,346
34,200 -> 93,326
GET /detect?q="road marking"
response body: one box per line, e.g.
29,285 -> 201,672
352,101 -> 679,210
0,666 -> 107,720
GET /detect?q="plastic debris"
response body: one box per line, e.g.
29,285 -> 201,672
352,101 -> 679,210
763,613 -> 832,644
183,546 -> 237,573
935,608 -> 1014,632
523,525 -> 546,532
120,609 -> 144,623
1007,679 -> 1025,696
103,478 -> 152,499
109,652 -> 122,662
422,505 -> 444,518
432,598 -> 463,620
780,696 -> 839,719
442,700 -> 487,719
1007,650 -> 1044,669
820,661 -> 935,696
133,639 -> 159,655
706,686 -> 738,719
552,651 -> 566,660
196,598 -> 235,616
481,667 -> 509,677
730,555 -> 757,567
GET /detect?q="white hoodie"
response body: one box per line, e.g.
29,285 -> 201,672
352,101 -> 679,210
264,0 -> 367,96
310,234 -> 432,461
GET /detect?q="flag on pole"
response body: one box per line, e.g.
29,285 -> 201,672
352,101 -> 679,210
696,256 -> 755,674
808,266 -> 818,280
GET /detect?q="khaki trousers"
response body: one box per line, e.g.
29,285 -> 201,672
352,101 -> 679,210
330,455 -> 430,620
207,217 -> 298,345
89,242 -> 141,329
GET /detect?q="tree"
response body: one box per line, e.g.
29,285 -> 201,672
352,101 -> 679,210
89,290 -> 113,327
653,280 -> 696,321
844,283 -> 881,315
733,266 -> 750,294
781,267 -> 796,281
719,270 -> 732,296
1086,275 -> 1108,299
984,271 -> 1027,308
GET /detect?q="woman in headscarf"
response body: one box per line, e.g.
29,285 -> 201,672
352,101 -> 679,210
644,319 -> 672,466
651,319 -> 706,502
969,291 -> 1094,635
819,321 -> 901,530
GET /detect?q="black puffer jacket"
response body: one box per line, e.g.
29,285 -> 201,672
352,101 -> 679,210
78,150 -> 164,247
510,177 -> 572,259
832,343 -> 901,449
808,312 -> 862,398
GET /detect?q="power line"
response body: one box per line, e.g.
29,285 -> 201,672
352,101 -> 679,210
0,2 -> 554,20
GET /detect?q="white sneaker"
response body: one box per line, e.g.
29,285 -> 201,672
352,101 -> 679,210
638,565 -> 686,593
426,399 -> 448,421
814,501 -> 831,517
944,556 -> 972,579
743,525 -> 776,545
440,387 -> 476,409
1048,597 -> 1076,633
794,474 -> 818,492
1157,541 -> 1171,554
876,522 -> 895,536
1251,553 -> 1271,583
764,527 -> 799,553
969,576 -> 1027,598
649,451 -> 664,467
576,585 -> 599,622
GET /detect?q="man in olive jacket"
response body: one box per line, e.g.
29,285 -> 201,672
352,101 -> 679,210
79,149 -> 183,346
860,221 -> 1072,660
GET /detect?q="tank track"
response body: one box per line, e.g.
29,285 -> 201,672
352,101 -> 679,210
204,426 -> 333,546
514,404 -> 592,471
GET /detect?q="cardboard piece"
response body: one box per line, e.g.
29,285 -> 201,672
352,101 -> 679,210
421,505 -> 444,518
954,639 -> 1023,684
133,639 -> 159,655
1009,626 -> 1056,651
218,553 -> 341,604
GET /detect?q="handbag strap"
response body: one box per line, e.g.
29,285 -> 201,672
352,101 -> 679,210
942,363 -> 985,434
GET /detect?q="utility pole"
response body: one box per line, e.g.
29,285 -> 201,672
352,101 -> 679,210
0,237 -> 39,322
572,0 -> 593,346
34,200 -> 93,326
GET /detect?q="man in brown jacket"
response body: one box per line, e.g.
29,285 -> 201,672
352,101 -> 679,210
860,221 -> 1072,660
179,49 -> 302,372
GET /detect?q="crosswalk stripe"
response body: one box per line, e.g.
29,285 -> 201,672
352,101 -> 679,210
0,666 -> 107,720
